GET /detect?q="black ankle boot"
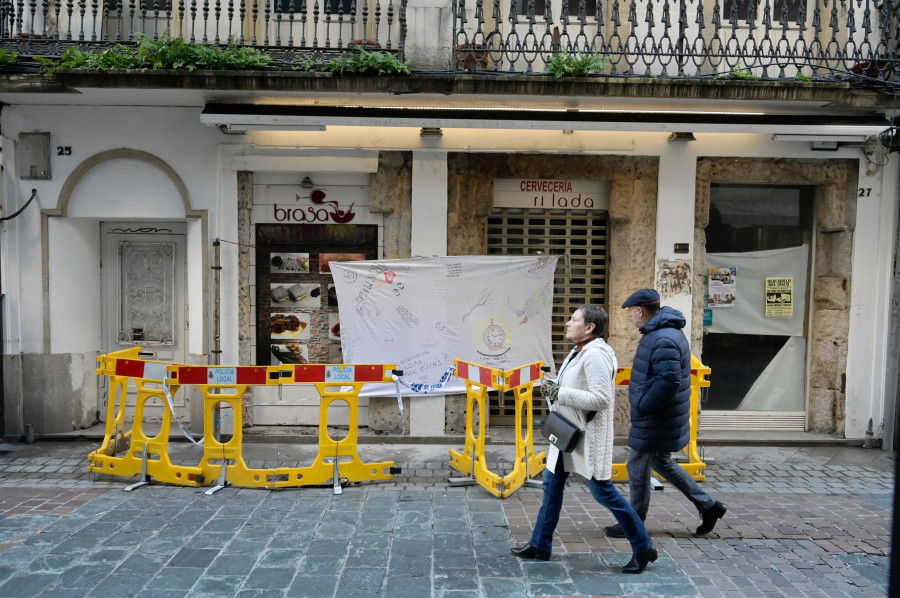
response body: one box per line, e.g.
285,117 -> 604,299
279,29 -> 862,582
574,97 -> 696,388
622,547 -> 657,574
695,500 -> 727,536
511,544 -> 550,561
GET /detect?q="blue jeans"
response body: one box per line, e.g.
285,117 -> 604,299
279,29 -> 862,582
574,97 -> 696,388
529,457 -> 653,555
626,449 -> 716,520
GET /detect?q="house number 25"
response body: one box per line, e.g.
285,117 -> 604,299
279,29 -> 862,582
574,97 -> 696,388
56,146 -> 72,156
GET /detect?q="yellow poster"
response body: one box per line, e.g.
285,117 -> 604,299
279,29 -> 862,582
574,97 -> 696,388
765,277 -> 793,317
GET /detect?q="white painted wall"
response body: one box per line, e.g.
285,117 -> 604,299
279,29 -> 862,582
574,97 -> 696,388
656,141 -> 697,334
0,105 -> 224,357
48,218 -> 101,353
67,159 -> 186,218
846,161 -> 900,439
411,150 -> 448,258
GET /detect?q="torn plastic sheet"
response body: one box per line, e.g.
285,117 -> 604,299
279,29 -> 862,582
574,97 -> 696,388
736,336 -> 807,412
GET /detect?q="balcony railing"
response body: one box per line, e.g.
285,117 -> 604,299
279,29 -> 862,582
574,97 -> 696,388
0,0 -> 897,81
0,0 -> 407,66
453,0 -> 900,80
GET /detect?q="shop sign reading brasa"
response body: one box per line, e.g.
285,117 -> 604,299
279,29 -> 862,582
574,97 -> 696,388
273,188 -> 357,224
494,179 -> 611,210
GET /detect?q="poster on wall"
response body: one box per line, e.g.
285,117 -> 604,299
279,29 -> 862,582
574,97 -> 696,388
331,255 -> 558,397
657,258 -> 692,298
707,267 -> 737,308
765,277 -> 794,317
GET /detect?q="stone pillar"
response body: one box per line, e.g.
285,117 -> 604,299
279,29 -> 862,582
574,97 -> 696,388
368,152 -> 413,432
409,150 -> 449,436
237,171 -> 254,427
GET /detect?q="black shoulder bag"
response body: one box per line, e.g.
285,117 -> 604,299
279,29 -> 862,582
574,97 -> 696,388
540,350 -> 596,452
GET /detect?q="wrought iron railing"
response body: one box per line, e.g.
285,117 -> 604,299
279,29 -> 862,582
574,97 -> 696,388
0,0 -> 406,66
452,0 -> 900,80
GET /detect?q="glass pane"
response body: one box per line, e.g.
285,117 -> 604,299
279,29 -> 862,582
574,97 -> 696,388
722,0 -> 804,23
703,184 -> 813,414
708,185 -> 813,252
117,241 -> 175,345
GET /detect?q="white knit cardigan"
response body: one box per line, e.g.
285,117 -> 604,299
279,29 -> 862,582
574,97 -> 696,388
546,337 -> 618,481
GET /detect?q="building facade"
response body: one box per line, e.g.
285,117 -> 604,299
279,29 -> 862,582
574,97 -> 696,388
1,0 -> 898,445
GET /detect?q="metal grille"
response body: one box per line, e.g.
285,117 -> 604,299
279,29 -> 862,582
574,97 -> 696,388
117,241 -> 176,345
486,207 -> 609,424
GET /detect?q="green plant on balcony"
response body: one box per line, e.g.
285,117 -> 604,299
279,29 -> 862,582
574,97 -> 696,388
714,68 -> 760,81
0,49 -> 19,65
295,48 -> 410,75
39,33 -> 271,73
543,50 -> 608,78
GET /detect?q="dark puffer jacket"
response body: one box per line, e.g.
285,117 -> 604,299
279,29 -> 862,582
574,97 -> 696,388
627,306 -> 692,453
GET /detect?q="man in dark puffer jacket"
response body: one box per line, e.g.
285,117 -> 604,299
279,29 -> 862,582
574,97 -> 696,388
605,288 -> 727,539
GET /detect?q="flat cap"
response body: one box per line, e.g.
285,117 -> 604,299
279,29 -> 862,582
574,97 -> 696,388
622,288 -> 661,308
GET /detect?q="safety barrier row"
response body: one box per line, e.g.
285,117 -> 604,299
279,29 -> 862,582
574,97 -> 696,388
610,354 -> 710,482
448,354 -> 711,498
449,360 -> 546,498
88,347 -> 400,495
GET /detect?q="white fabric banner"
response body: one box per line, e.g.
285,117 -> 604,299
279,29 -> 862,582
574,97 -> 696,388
705,246 -> 808,336
331,256 -> 558,396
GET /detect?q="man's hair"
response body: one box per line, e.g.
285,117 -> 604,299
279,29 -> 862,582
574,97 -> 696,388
640,303 -> 662,316
578,305 -> 608,336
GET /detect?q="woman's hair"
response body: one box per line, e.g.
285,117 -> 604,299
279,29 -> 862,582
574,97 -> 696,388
577,305 -> 608,337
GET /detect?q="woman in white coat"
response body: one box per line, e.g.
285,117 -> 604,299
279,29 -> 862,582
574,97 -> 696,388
511,305 -> 658,574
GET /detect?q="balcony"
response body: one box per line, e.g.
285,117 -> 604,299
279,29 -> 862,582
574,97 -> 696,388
0,0 -> 896,84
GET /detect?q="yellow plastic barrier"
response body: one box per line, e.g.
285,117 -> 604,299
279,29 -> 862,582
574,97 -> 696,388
609,354 -> 710,482
496,362 -> 547,497
88,349 -> 400,494
449,360 -> 546,498
88,348 -> 205,489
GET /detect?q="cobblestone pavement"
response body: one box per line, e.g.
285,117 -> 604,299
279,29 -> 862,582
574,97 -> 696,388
0,440 -> 893,597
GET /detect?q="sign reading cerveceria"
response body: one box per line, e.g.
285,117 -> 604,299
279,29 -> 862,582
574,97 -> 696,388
494,179 -> 611,210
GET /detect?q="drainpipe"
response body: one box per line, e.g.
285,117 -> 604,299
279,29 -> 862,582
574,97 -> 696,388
212,239 -> 221,441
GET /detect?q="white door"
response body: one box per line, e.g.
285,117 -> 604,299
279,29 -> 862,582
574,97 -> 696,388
100,222 -> 187,421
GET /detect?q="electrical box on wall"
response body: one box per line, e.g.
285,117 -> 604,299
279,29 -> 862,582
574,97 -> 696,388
18,132 -> 51,180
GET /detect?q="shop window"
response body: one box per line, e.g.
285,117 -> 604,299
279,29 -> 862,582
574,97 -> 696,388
255,223 -> 378,367
722,0 -> 804,24
701,185 -> 813,427
516,0 -> 598,20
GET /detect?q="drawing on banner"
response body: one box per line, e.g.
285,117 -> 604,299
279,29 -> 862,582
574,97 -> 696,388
271,253 -> 310,273
521,255 -> 557,278
463,289 -> 493,321
657,258 -> 692,298
477,317 -> 512,357
765,277 -> 794,317
509,280 -> 553,324
707,267 -> 737,308
330,256 -> 558,396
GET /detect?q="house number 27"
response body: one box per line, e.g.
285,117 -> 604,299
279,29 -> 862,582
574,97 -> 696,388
56,146 -> 72,156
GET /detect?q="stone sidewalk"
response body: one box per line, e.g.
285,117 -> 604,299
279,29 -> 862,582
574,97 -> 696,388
0,439 -> 894,597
